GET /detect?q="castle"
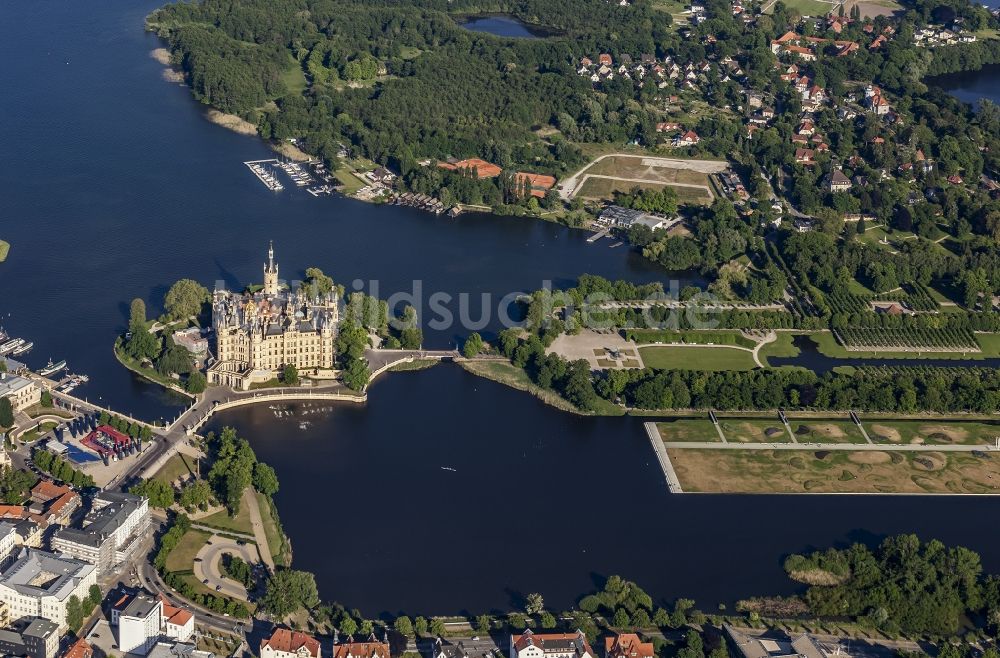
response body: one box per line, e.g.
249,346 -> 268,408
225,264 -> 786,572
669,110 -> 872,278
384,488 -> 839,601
207,243 -> 339,390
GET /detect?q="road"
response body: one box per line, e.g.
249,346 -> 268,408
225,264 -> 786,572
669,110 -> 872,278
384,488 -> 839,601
193,536 -> 258,600
242,488 -> 275,571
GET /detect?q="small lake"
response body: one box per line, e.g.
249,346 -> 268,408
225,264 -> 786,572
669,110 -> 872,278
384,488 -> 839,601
458,15 -> 549,39
770,335 -> 1000,372
929,62 -> 1000,109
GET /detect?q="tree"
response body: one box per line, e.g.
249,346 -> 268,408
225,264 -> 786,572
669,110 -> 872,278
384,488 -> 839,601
414,616 -> 428,636
40,390 -> 53,408
525,592 -> 544,615
281,363 -> 299,386
88,584 -> 102,607
0,398 -> 13,429
130,478 -> 175,509
186,371 -> 207,394
429,618 -> 446,637
67,595 -> 83,632
475,615 -> 491,634
261,569 -> 320,618
178,480 -> 212,510
463,332 -> 484,358
540,611 -> 557,628
253,462 -> 280,497
164,279 -> 210,320
340,616 -> 358,636
394,615 -> 413,637
129,298 -> 148,332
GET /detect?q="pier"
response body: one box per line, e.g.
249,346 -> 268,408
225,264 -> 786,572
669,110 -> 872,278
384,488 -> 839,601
644,421 -> 684,493
243,159 -> 284,191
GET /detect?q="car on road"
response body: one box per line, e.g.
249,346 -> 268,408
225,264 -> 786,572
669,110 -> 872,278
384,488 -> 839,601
203,579 -> 209,584
215,585 -> 222,591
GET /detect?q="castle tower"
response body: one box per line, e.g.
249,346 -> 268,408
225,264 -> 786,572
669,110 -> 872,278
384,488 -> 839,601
263,240 -> 279,296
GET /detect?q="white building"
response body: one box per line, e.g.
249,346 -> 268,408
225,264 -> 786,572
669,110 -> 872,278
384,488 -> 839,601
0,375 -> 40,413
117,593 -> 163,656
0,523 -> 18,569
110,590 -> 195,654
0,548 -> 97,631
510,631 -> 595,658
52,491 -> 150,576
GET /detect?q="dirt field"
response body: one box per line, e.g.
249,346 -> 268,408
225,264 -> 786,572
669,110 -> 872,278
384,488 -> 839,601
790,420 -> 868,444
667,448 -> 1000,493
561,154 -> 725,204
718,419 -> 791,443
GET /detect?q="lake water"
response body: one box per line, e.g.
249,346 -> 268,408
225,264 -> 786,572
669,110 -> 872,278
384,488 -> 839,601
769,335 -> 1000,372
458,15 -> 547,39
3,0 -> 1000,618
928,63 -> 1000,109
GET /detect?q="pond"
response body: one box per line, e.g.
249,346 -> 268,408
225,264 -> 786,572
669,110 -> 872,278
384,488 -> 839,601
769,334 -> 1000,372
458,15 -> 550,39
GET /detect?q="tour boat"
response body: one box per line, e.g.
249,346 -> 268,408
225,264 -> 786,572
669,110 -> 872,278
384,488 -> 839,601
0,338 -> 24,354
12,341 -> 33,355
39,359 -> 67,376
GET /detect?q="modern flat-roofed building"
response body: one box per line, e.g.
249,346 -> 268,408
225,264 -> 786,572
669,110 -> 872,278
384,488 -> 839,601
0,375 -> 39,413
0,549 -> 97,630
116,592 -> 163,655
51,492 -> 149,575
510,630 -> 595,658
724,625 -> 851,658
147,641 -> 215,658
0,618 -> 60,658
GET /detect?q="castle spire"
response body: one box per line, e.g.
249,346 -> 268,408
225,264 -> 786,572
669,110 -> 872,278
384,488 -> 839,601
263,240 -> 279,296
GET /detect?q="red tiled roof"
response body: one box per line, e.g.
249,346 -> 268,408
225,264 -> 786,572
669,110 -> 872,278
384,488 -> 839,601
262,629 -> 321,658
158,594 -> 194,627
605,634 -> 655,658
64,638 -> 93,658
331,641 -> 390,658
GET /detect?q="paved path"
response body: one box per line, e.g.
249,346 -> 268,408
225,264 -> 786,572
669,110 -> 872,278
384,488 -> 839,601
751,331 -> 776,368
243,488 -> 275,571
644,422 -> 683,493
193,536 -> 257,600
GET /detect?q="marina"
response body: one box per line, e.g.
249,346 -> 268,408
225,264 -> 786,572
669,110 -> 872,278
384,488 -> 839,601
394,192 -> 446,214
243,159 -> 284,191
0,338 -> 24,355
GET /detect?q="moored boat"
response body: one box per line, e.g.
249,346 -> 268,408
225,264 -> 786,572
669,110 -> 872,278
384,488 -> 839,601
39,359 -> 67,376
11,341 -> 33,355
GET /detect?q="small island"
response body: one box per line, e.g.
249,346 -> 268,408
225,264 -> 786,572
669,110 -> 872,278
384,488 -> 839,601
0,239 -> 9,262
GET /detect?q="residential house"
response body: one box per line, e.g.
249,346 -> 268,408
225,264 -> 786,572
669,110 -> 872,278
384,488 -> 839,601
261,629 -> 322,658
674,130 -> 700,147
331,635 -> 390,658
605,634 -> 655,658
828,170 -> 852,193
509,630 -> 595,658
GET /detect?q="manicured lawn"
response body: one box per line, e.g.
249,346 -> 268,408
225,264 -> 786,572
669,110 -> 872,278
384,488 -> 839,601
165,529 -> 212,572
656,418 -> 721,442
333,168 -> 367,194
765,0 -> 841,15
667,446 -> 1000,494
638,345 -> 757,371
200,505 -> 253,536
759,333 -> 800,363
154,453 -> 197,485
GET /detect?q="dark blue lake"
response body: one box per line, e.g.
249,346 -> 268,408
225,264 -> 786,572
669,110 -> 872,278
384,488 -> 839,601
458,15 -> 548,39
2,0 -> 1000,618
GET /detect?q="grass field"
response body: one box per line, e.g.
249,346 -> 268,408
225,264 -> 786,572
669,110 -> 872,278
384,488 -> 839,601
333,167 -> 367,194
788,420 -> 869,444
758,333 -> 801,363
765,0 -> 841,14
717,418 -> 791,443
656,418 -> 722,442
667,447 -> 1000,493
165,529 -> 212,572
255,492 -> 288,565
864,420 -> 1000,446
154,453 -> 197,486
638,345 -> 757,371
281,59 -> 307,95
576,177 -> 711,204
200,504 -> 254,536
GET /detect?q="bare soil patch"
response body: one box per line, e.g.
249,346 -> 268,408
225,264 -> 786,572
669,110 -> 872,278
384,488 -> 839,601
206,110 -> 258,136
871,424 -> 901,442
150,48 -> 172,65
848,451 -> 891,464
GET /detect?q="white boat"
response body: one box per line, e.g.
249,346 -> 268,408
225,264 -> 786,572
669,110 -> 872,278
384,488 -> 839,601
0,338 -> 24,354
39,359 -> 67,377
11,341 -> 33,355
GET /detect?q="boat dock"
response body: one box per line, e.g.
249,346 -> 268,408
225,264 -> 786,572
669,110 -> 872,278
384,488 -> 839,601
274,160 -> 314,187
644,422 -> 684,493
587,228 -> 611,243
395,192 -> 446,214
244,159 -> 284,191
